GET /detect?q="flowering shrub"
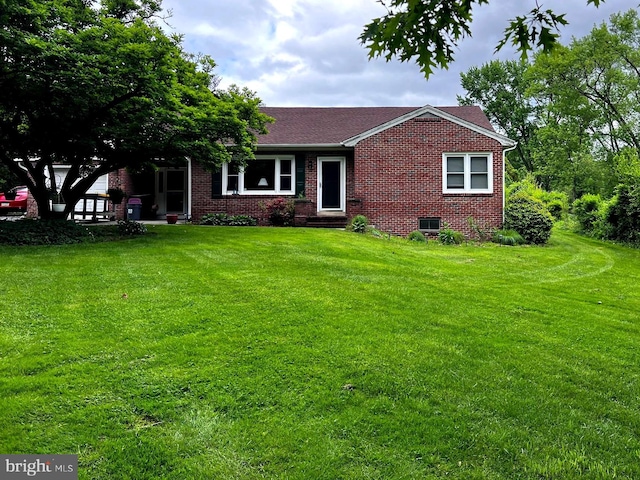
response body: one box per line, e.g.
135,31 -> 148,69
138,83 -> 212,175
199,213 -> 257,226
117,219 -> 147,236
260,197 -> 294,226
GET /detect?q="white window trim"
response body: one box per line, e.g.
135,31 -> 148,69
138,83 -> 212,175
222,155 -> 295,195
442,152 -> 493,194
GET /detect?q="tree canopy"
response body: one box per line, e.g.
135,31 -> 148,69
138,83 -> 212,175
360,0 -> 604,77
457,9 -> 640,201
527,8 -> 640,197
457,60 -> 538,175
0,0 -> 271,218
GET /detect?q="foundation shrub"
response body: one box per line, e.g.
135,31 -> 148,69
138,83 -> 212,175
492,229 -> 525,246
117,220 -> 147,236
260,198 -> 294,226
199,213 -> 257,226
407,230 -> 426,242
438,224 -> 464,245
504,192 -> 554,245
349,215 -> 369,233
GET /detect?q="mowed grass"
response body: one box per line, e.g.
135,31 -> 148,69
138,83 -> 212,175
0,226 -> 639,479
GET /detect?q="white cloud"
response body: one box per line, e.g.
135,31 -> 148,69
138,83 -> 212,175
161,0 -> 640,107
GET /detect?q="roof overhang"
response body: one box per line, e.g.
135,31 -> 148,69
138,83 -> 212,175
342,105 -> 516,148
256,144 -> 350,151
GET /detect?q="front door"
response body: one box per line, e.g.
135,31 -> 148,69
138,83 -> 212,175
318,157 -> 345,212
156,168 -> 186,214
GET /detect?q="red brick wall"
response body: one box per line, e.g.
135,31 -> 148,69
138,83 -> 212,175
352,117 -> 504,236
189,119 -> 504,234
109,169 -> 133,220
191,162 -> 286,224
190,151 -> 352,223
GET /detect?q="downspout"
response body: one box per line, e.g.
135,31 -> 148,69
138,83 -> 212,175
186,157 -> 192,221
502,144 -> 518,225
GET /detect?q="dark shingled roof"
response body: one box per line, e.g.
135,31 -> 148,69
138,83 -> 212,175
257,106 -> 495,146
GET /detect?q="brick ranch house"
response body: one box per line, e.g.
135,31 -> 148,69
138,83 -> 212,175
191,105 -> 515,235
30,105 -> 515,235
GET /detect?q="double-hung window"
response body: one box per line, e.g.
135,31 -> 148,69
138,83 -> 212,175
224,155 -> 295,195
443,153 -> 492,194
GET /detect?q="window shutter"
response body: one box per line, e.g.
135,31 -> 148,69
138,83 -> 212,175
295,155 -> 305,197
211,169 -> 222,198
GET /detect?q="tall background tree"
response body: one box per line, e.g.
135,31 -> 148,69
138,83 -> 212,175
456,9 -> 640,200
0,0 -> 271,219
0,163 -> 20,194
457,60 -> 539,179
527,9 -> 640,198
360,0 -> 604,77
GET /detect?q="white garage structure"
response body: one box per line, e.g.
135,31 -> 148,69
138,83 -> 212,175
51,166 -> 110,219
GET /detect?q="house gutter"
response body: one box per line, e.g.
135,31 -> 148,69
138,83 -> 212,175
502,143 -> 518,225
256,143 -> 347,151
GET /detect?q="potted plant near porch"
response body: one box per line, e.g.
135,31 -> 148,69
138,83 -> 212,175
50,190 -> 66,213
107,187 -> 126,205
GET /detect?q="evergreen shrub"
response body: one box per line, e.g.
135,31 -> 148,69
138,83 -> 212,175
572,194 -> 602,234
504,193 -> 554,245
407,230 -> 426,242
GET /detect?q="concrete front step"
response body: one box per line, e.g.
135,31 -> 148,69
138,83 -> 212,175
305,216 -> 348,228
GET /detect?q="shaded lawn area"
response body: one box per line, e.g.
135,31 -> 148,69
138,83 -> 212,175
0,226 -> 639,479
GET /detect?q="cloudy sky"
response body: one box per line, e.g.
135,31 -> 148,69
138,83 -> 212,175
160,0 -> 639,107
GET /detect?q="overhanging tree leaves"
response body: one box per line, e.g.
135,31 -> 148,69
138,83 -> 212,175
0,0 -> 271,219
360,0 -> 604,77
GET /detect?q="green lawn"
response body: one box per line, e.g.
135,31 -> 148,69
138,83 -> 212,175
1,226 -> 639,479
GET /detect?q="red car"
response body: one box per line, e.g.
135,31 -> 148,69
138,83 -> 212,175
0,186 -> 28,211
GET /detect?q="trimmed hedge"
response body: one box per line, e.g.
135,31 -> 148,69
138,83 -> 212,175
504,193 -> 554,245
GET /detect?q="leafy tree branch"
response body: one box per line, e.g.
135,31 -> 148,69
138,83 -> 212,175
361,0 -> 604,77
